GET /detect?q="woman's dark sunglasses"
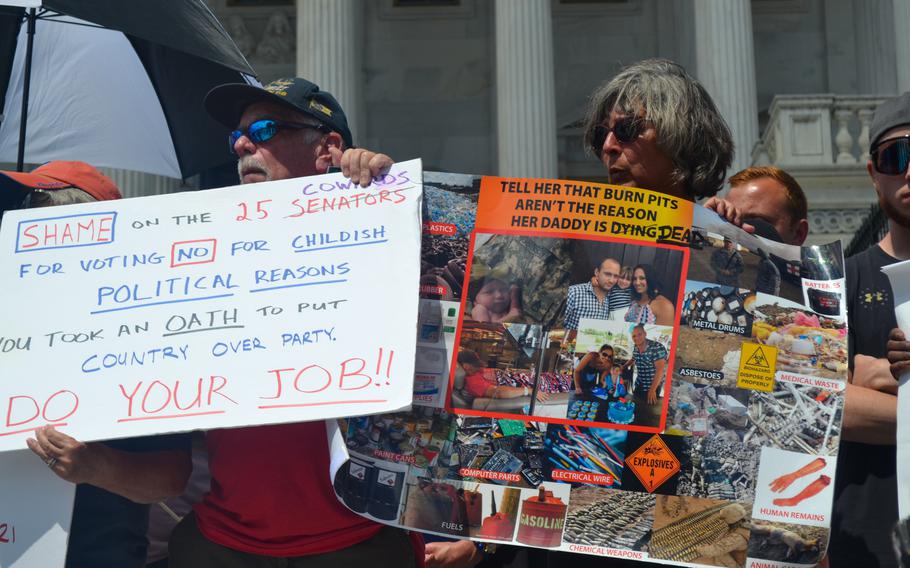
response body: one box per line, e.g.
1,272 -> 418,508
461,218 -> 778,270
229,119 -> 328,154
872,135 -> 910,175
590,118 -> 643,155
599,351 -> 614,359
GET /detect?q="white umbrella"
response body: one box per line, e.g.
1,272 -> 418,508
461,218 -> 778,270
0,1 -> 256,179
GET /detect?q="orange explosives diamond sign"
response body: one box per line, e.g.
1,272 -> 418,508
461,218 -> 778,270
625,435 -> 680,492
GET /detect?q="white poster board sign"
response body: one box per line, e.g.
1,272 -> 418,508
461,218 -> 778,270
0,160 -> 422,452
0,451 -> 74,568
883,259 -> 910,519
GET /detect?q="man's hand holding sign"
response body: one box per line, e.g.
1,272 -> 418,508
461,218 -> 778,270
0,77 -> 421,568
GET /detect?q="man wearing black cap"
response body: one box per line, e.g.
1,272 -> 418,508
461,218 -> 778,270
167,78 -> 417,568
827,92 -> 910,568
203,76 -> 389,187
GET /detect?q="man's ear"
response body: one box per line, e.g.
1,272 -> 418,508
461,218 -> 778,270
867,159 -> 888,209
315,132 -> 345,174
792,218 -> 810,246
868,159 -> 885,195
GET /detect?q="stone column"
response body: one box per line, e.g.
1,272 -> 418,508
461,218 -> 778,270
854,0 -> 897,95
297,0 -> 364,142
693,0 -> 759,175
893,0 -> 910,94
495,0 -> 558,178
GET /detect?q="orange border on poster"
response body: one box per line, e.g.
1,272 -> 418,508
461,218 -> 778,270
444,227 -> 690,435
444,176 -> 695,434
475,177 -> 694,246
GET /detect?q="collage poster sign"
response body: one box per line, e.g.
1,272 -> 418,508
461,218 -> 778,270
333,172 -> 847,568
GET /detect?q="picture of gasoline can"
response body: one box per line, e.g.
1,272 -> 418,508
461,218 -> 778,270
464,489 -> 483,527
478,488 -> 519,541
515,487 -> 567,548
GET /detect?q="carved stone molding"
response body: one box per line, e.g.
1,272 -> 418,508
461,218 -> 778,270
256,11 -> 294,62
808,208 -> 870,235
751,0 -> 809,15
551,0 -> 642,18
215,7 -> 296,65
378,0 -> 476,20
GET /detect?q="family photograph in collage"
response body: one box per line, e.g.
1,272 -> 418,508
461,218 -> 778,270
450,232 -> 685,432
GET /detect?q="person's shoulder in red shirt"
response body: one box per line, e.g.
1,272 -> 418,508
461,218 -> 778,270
464,368 -> 495,398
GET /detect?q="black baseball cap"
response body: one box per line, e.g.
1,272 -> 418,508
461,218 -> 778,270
204,77 -> 353,148
870,92 -> 910,150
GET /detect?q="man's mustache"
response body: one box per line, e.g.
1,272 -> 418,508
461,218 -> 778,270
238,157 -> 269,178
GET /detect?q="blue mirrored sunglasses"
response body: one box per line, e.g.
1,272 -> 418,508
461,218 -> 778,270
229,119 -> 328,154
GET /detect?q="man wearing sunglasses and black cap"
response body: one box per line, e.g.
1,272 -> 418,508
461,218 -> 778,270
827,92 -> 910,568
205,76 -> 391,188
167,78 -> 418,567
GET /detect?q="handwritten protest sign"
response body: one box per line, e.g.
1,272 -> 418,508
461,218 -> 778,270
334,174 -> 847,568
0,160 -> 423,452
0,451 -> 74,568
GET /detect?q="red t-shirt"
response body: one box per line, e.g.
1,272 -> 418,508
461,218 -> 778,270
464,368 -> 497,399
194,421 -> 382,556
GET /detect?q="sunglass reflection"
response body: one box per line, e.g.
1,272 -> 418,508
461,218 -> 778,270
872,135 -> 910,175
229,119 -> 327,155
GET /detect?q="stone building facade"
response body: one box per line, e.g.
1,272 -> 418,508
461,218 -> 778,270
135,0 -> 910,246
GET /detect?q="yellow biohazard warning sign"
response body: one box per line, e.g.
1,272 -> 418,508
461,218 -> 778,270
625,435 -> 680,493
737,341 -> 778,392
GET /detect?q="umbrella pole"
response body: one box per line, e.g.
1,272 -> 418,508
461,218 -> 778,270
16,8 -> 37,172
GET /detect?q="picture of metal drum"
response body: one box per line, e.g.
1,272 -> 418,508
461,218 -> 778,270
516,487 -> 568,548
367,465 -> 406,520
335,456 -> 374,513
